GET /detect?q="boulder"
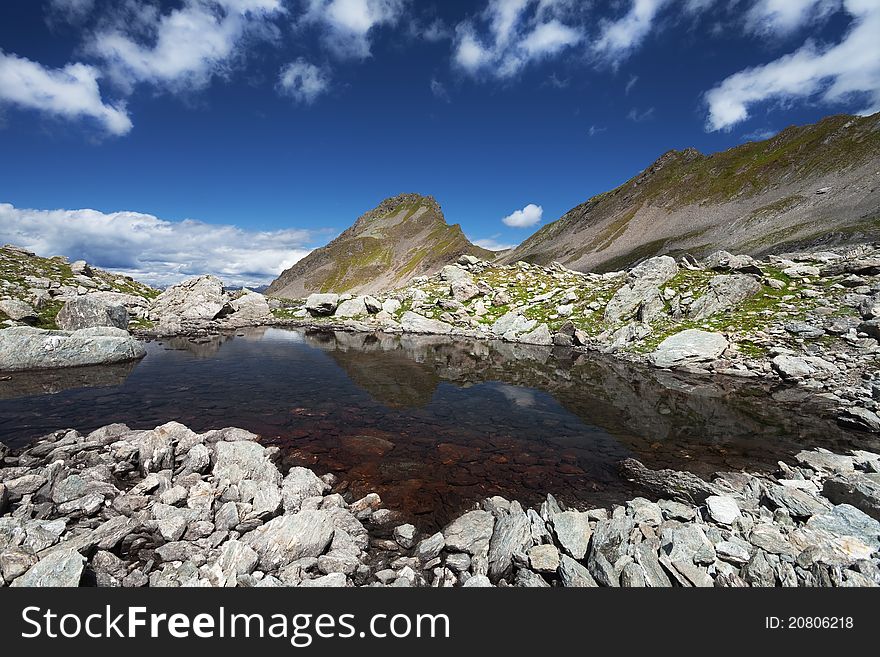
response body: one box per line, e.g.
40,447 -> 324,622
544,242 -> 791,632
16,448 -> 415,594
703,251 -> 762,274
148,275 -> 230,322
213,440 -> 282,487
0,299 -> 38,322
305,293 -> 339,316
551,510 -> 592,559
649,329 -> 728,368
604,255 -> 678,324
244,511 -> 335,571
56,295 -> 129,330
282,467 -> 330,513
225,292 -> 271,326
0,326 -> 145,372
399,311 -> 454,335
487,502 -> 531,580
688,275 -> 761,320
10,549 -> 84,587
443,510 -> 494,558
334,297 -> 369,318
771,355 -> 839,381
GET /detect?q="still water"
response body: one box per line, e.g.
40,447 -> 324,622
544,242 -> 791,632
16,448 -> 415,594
1,327 -> 874,527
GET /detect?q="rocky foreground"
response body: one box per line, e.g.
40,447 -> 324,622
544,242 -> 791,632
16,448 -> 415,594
275,244 -> 880,434
1,421 -> 878,588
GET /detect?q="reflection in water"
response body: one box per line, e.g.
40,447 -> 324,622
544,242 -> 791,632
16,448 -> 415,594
1,327 -> 875,528
0,360 -> 137,400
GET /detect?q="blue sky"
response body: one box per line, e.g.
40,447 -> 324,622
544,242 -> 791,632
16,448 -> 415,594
0,0 -> 878,286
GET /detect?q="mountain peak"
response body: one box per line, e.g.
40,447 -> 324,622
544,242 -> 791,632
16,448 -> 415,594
267,194 -> 494,298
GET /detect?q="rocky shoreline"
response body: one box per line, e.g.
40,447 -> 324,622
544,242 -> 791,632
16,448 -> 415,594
1,421 -> 878,587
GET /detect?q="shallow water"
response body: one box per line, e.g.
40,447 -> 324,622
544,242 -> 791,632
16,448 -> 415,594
1,327 -> 876,528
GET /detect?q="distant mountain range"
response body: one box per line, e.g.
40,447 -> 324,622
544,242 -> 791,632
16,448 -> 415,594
268,113 -> 880,298
267,193 -> 494,298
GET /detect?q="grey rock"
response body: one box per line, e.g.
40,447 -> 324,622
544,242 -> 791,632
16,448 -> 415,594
393,523 -> 417,549
10,549 -> 84,587
56,295 -> 128,331
806,504 -> 880,552
527,544 -> 560,573
487,502 -> 532,579
837,407 -> 880,433
515,568 -> 550,587
443,510 -> 494,558
281,467 -> 329,513
213,440 -> 282,488
634,540 -> 672,587
650,329 -> 729,368
462,574 -> 493,587
0,299 -> 38,322
688,274 -> 761,320
244,511 -> 335,571
299,573 -> 348,588
765,484 -> 831,518
491,311 -> 536,338
399,311 -> 454,335
149,275 -> 230,323
415,532 -> 445,561
558,554 -> 598,587
660,524 -> 715,565
334,297 -> 369,318
0,326 -> 145,371
705,495 -> 742,525
1,547 -> 38,582
620,561 -> 647,587
305,293 -> 339,316
822,473 -> 880,520
551,510 -> 592,559
604,256 -> 678,324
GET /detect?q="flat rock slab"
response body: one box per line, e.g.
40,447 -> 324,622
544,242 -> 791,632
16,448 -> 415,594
650,329 -> 728,368
0,326 -> 145,372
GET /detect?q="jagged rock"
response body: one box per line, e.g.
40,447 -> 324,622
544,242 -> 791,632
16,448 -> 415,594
703,251 -> 762,274
771,355 -> 839,381
416,532 -> 445,561
806,504 -> 880,553
487,502 -> 531,580
823,474 -> 880,520
10,549 -> 84,587
224,292 -> 271,326
462,574 -> 493,587
440,265 -> 472,283
518,323 -> 553,346
705,496 -> 742,525
558,554 -> 598,587
688,275 -> 761,320
281,467 -> 329,513
604,256 -> 678,324
0,299 -> 38,322
244,511 -> 335,571
551,510 -> 592,559
213,440 -> 282,487
515,568 -> 550,587
492,311 -> 536,338
0,326 -> 145,371
527,544 -> 559,573
619,459 -> 719,504
56,295 -> 128,331
393,524 -> 417,549
837,407 -> 880,433
305,293 -> 339,316
443,510 -> 494,558
650,329 -> 729,368
148,276 -> 230,323
765,484 -> 831,518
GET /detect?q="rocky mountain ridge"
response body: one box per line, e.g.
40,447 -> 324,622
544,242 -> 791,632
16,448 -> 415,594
266,193 -> 495,299
502,113 -> 880,272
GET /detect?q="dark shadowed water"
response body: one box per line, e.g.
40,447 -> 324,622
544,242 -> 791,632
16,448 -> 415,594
1,327 -> 876,528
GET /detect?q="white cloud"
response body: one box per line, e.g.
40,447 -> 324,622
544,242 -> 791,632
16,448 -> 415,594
588,124 -> 606,136
593,0 -> 670,65
745,0 -> 841,36
301,0 -> 406,59
502,203 -> 543,228
47,0 -> 96,24
278,59 -> 330,103
0,50 -> 131,136
472,236 -> 518,251
0,203 -> 321,288
705,0 -> 880,131
625,73 -> 638,95
90,0 -> 285,91
452,0 -> 582,78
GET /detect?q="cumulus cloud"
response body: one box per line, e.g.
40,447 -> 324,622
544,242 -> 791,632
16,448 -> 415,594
704,0 -> 880,131
278,58 -> 331,103
90,0 -> 285,91
0,50 -> 131,136
452,0 -> 582,78
300,0 -> 406,59
593,0 -> 670,65
502,203 -> 543,228
0,203 -> 320,288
